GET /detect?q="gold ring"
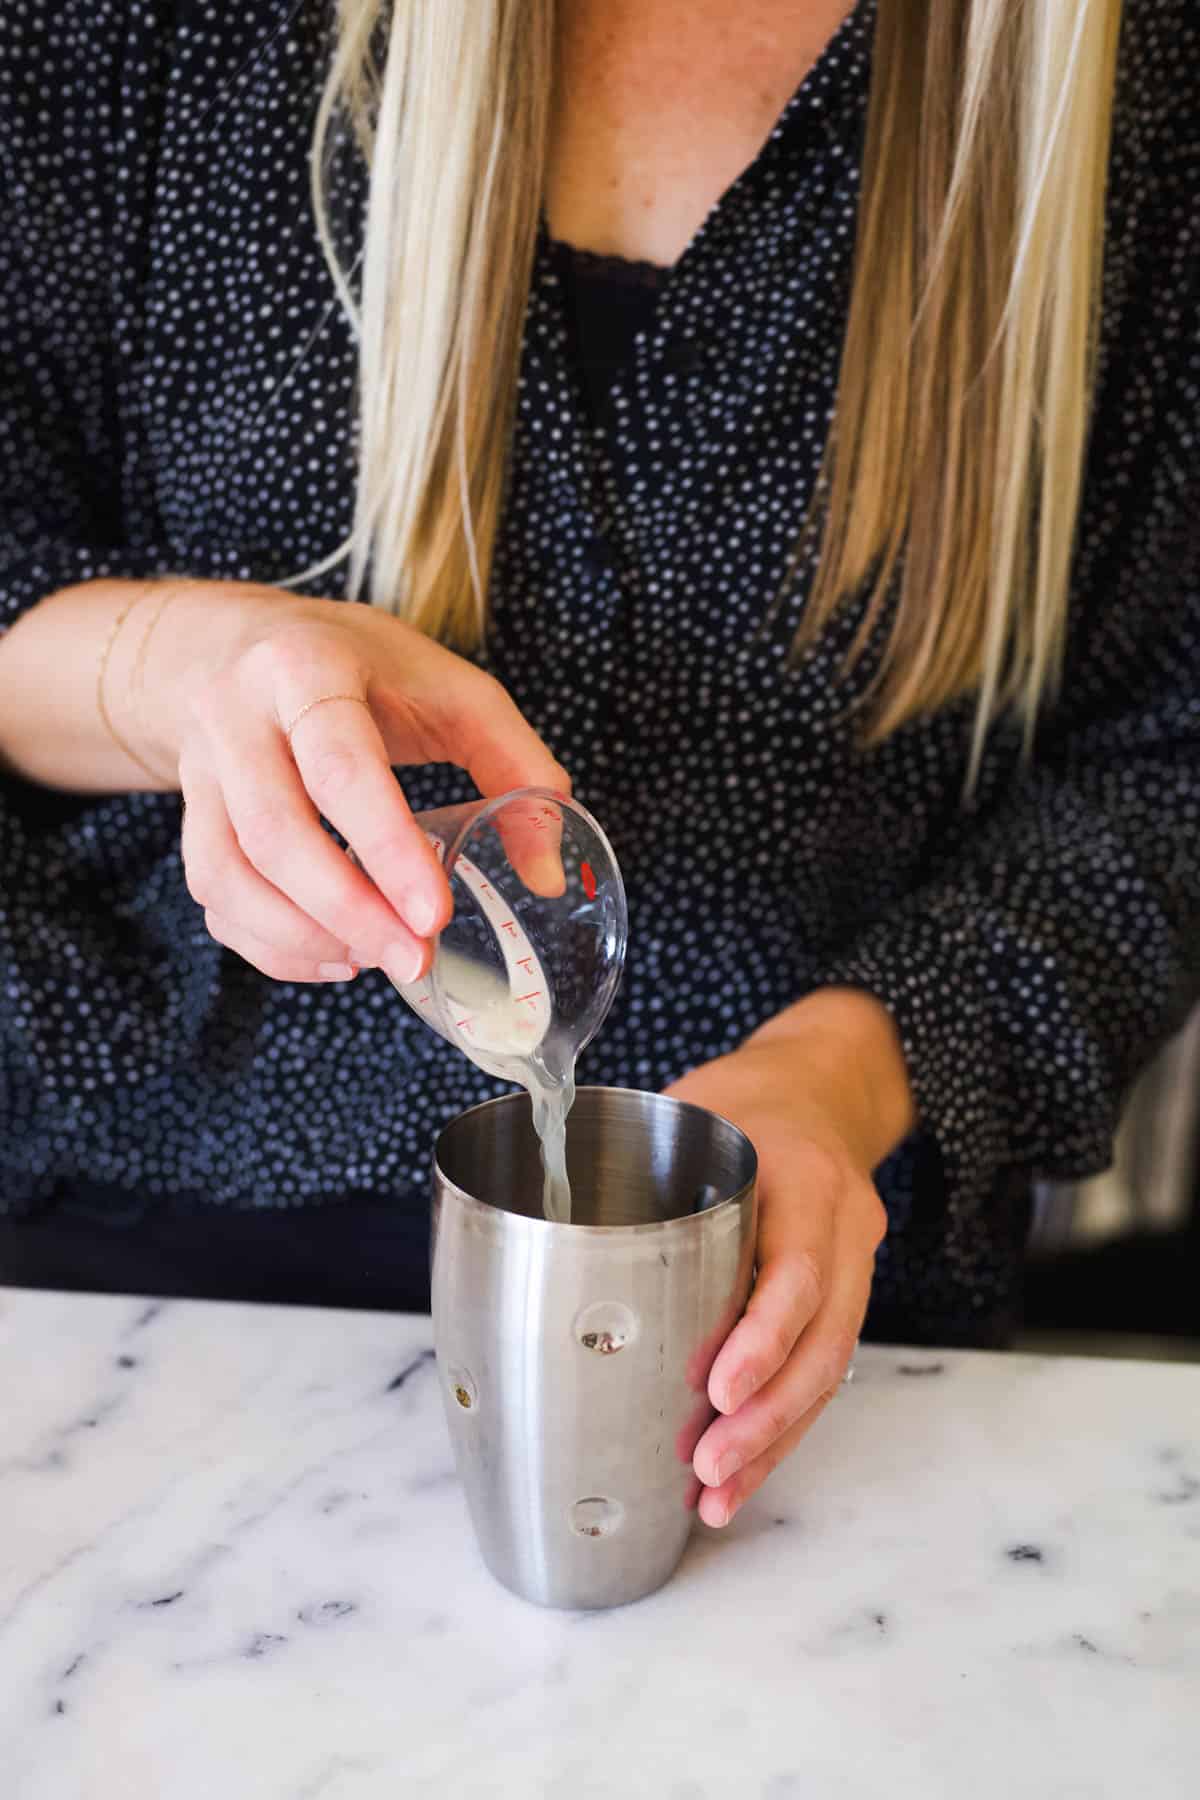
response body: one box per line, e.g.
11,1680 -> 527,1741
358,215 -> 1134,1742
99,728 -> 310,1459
283,692 -> 371,746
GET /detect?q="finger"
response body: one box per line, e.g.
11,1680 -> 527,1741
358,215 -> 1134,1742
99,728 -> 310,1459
694,1230 -> 871,1489
180,765 -> 356,967
706,1180 -> 836,1415
197,702 -> 430,984
204,911 -> 360,984
697,1387 -> 839,1529
285,694 -> 453,937
674,1394 -> 713,1469
450,672 -> 572,803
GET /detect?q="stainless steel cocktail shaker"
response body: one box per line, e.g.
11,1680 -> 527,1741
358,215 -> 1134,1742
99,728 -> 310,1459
431,1087 -> 757,1609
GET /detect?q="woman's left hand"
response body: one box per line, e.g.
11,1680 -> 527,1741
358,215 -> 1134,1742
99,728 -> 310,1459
663,991 -> 913,1528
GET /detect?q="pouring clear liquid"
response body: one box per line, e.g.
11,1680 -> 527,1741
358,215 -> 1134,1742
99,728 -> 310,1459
434,950 -> 575,1222
367,789 -> 627,1224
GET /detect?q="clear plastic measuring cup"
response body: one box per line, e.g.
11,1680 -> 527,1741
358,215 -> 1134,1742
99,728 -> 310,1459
364,789 -> 627,1087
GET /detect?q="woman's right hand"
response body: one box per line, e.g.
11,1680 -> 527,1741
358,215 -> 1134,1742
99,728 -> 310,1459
136,579 -> 569,988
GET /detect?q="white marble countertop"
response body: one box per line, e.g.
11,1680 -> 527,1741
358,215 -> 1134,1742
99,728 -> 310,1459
1,1287 -> 1196,1800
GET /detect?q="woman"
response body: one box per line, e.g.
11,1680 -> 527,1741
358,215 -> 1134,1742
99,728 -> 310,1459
0,0 -> 1196,1528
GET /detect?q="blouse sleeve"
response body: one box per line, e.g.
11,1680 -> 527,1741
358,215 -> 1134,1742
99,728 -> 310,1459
0,1 -> 251,638
812,25 -> 1200,1214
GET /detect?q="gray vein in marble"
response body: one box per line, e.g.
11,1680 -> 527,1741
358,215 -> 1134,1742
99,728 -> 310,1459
124,1300 -> 166,1334
1153,1447 -> 1200,1504
383,1347 -> 435,1393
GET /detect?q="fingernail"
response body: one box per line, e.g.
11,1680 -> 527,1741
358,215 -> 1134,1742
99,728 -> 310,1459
713,1449 -> 743,1487
382,941 -> 424,987
317,962 -> 357,981
725,1371 -> 755,1413
707,1497 -> 730,1529
403,894 -> 442,937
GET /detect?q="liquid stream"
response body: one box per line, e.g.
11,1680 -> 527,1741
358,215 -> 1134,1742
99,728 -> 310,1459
436,951 -> 574,1222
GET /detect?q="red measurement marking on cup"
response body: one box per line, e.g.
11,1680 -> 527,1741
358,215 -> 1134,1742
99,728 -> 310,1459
418,993 -> 433,1006
581,861 -> 598,899
499,919 -> 518,937
516,991 -> 543,1010
516,956 -> 535,974
455,1016 -> 475,1036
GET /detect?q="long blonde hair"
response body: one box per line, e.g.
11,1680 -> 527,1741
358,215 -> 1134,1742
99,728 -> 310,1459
288,0 -> 1123,778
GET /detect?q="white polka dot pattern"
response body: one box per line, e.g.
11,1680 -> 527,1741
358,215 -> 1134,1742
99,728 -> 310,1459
0,0 -> 1196,1344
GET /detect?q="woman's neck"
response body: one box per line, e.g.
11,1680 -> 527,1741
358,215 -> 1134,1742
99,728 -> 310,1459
545,0 -> 855,267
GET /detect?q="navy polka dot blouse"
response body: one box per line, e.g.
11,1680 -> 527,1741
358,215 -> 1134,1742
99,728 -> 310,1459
1,0 -> 1197,1345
